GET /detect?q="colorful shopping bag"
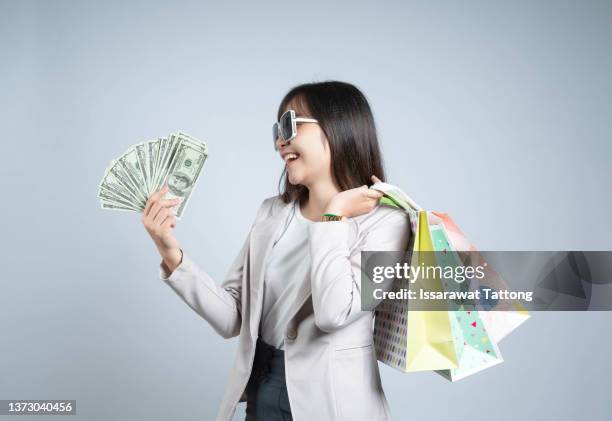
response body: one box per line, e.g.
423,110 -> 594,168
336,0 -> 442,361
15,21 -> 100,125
429,224 -> 504,381
372,185 -> 459,372
371,181 -> 524,380
431,212 -> 530,343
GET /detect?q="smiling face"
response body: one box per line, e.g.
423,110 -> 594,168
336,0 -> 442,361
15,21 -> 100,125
276,100 -> 334,188
276,81 -> 386,206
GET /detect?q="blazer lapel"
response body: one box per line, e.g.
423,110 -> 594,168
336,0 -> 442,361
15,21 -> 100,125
248,198 -> 362,338
248,199 -> 293,340
284,212 -> 362,323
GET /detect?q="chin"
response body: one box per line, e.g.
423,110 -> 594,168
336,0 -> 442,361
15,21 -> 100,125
288,174 -> 303,185
286,168 -> 303,185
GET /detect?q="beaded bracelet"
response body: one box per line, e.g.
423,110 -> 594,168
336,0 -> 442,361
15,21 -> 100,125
321,213 -> 344,222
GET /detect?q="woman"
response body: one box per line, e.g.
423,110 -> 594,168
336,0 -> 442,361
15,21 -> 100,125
143,81 -> 411,421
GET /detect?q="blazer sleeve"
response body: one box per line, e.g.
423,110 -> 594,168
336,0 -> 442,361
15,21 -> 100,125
159,197 -> 272,339
307,207 -> 411,333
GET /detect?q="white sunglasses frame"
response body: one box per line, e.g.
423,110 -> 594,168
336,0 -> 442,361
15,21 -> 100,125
273,109 -> 318,150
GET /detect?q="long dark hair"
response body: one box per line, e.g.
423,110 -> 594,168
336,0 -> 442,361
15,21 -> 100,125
276,81 -> 386,205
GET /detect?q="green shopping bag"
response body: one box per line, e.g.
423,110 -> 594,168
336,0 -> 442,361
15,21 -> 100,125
429,224 -> 504,381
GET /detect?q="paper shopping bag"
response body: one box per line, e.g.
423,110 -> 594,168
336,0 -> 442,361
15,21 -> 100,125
372,184 -> 459,372
371,181 -> 529,380
429,224 -> 504,381
431,211 -> 530,343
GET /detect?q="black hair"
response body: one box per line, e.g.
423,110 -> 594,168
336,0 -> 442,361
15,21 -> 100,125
276,80 -> 386,205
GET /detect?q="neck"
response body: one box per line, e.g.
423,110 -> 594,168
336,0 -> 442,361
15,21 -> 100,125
301,178 -> 341,221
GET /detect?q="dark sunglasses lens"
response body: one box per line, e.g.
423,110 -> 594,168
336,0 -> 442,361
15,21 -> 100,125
272,122 -> 279,148
280,112 -> 294,141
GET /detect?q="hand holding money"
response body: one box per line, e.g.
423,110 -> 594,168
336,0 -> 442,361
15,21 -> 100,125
97,132 -> 208,219
143,185 -> 183,272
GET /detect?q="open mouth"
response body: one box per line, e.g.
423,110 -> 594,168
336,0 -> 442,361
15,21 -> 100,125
284,152 -> 300,163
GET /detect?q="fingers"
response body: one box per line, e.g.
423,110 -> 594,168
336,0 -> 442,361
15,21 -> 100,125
365,188 -> 384,199
142,193 -> 180,235
152,199 -> 180,224
148,200 -> 164,222
371,174 -> 382,183
153,207 -> 170,226
150,198 -> 179,221
161,215 -> 177,231
144,185 -> 169,216
368,175 -> 384,198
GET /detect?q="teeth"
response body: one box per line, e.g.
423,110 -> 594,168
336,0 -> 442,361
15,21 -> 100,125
284,153 -> 299,162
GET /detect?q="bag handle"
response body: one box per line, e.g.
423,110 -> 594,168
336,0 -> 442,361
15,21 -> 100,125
370,181 -> 423,212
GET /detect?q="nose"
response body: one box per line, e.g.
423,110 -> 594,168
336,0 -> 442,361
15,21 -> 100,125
275,136 -> 289,151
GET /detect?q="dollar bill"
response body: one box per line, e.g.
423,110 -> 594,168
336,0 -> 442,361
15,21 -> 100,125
98,161 -> 146,207
98,132 -> 208,218
134,142 -> 151,196
117,146 -> 148,203
152,137 -> 169,192
100,200 -> 139,212
160,133 -> 208,218
146,140 -> 159,196
155,134 -> 180,193
98,186 -> 143,210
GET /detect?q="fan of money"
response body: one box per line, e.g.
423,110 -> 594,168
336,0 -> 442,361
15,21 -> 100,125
97,132 -> 208,219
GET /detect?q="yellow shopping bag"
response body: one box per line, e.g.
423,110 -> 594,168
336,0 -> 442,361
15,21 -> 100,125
372,185 -> 459,372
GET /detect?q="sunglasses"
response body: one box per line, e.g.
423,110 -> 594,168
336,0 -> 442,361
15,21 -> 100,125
273,110 -> 318,150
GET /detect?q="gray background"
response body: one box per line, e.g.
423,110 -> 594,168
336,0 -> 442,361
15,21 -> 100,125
1,0 -> 611,419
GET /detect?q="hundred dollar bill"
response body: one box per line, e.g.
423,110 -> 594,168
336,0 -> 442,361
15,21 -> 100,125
160,134 -> 208,218
100,200 -> 139,212
106,160 -> 147,207
152,137 -> 169,193
152,136 -> 170,193
99,132 -> 207,216
98,186 -> 143,210
98,162 -> 146,207
117,146 -> 148,203
134,142 -> 151,196
146,139 -> 159,196
155,134 -> 182,193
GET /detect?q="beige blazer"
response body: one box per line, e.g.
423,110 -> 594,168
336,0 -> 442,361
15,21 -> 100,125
160,194 -> 411,421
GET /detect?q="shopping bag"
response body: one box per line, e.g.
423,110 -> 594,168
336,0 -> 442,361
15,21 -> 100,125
429,224 -> 504,381
431,212 -> 530,343
372,184 -> 459,372
371,181 -> 528,380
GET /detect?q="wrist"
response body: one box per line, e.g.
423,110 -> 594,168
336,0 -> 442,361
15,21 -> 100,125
324,204 -> 344,217
323,197 -> 347,221
162,248 -> 183,272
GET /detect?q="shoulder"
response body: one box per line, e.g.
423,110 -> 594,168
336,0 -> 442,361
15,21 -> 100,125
351,204 -> 411,250
353,202 -> 411,233
254,194 -> 286,221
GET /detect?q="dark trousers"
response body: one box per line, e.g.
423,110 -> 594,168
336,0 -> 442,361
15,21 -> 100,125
245,337 -> 293,421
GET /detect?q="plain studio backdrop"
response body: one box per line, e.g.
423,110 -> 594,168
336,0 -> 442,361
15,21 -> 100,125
1,1 -> 611,420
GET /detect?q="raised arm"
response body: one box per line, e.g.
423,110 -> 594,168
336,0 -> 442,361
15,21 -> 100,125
308,208 -> 411,333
